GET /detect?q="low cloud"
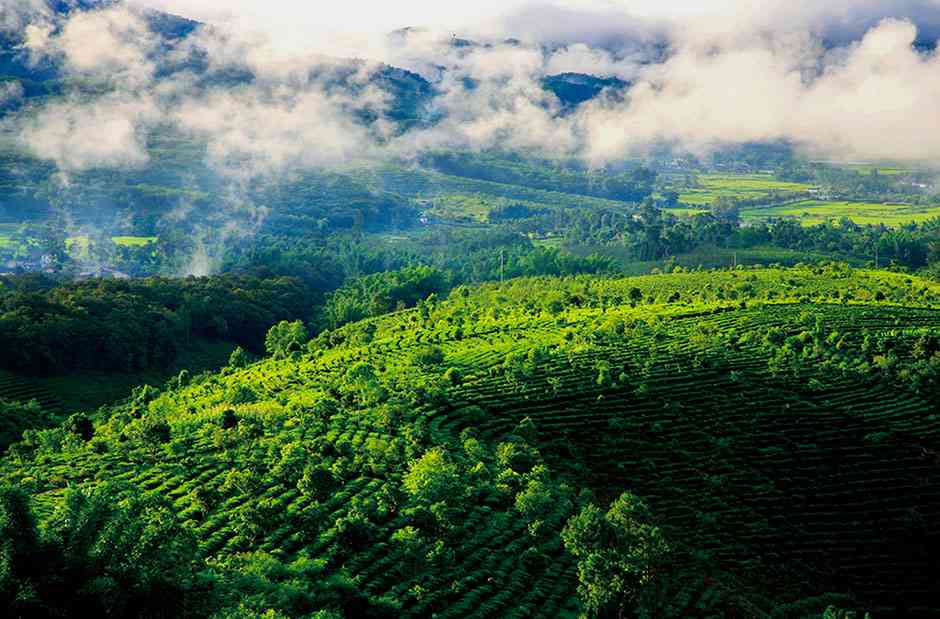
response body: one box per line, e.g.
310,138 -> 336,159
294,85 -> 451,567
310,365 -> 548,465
7,0 -> 940,179
17,92 -> 159,170
0,80 -> 23,106
574,17 -> 940,163
173,86 -> 378,176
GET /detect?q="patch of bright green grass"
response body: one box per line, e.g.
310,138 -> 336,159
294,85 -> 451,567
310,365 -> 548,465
700,174 -> 816,192
663,207 -> 709,217
65,236 -> 91,259
531,235 -> 564,249
111,236 -> 157,247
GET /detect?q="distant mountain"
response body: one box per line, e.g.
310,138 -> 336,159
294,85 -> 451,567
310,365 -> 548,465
541,72 -> 629,109
0,1 -> 199,110
0,4 -> 633,126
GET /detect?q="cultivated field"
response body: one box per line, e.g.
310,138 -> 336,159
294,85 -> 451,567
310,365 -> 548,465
679,174 -> 816,205
5,267 -> 939,616
741,199 -> 940,226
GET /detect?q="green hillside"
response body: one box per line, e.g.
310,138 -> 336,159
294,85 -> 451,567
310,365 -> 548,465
2,266 -> 939,617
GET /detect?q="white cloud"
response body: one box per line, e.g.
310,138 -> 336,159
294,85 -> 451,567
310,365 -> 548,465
172,86 -> 377,176
0,80 -> 23,106
24,5 -> 159,87
7,0 -> 940,174
572,17 -> 940,163
17,93 -> 160,171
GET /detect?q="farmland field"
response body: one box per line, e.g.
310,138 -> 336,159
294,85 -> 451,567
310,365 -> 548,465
5,266 -> 940,617
678,174 -> 816,205
371,165 -> 634,212
569,243 -> 862,274
741,199 -> 940,226
831,163 -> 910,176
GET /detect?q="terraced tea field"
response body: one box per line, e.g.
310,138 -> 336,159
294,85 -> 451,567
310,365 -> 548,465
35,338 -> 236,412
4,267 -> 940,616
0,371 -> 63,415
442,303 -> 940,615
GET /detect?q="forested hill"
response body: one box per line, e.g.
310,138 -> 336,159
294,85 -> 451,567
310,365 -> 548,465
0,1 -> 654,254
0,1 -> 198,96
2,265 -> 938,617
0,273 -> 311,375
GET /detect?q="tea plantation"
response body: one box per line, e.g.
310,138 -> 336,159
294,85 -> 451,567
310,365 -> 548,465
2,265 -> 939,617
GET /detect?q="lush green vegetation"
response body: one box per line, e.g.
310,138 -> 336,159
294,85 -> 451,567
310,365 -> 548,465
420,152 -> 656,203
0,274 -> 311,375
1,266 -> 936,617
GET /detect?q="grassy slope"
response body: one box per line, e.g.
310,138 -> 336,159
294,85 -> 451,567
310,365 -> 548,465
3,267 -> 940,616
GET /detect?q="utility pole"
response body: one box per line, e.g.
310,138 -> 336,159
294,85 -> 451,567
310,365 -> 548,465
499,249 -> 505,283
874,243 -> 879,269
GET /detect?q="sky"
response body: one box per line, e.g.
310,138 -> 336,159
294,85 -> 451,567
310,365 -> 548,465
135,0 -> 538,36
129,0 -> 940,54
131,0 -> 713,46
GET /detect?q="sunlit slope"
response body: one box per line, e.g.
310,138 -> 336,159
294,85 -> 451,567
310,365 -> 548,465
4,266 -> 940,616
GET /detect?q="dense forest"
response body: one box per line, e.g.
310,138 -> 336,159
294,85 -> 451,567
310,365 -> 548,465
0,274 -> 311,375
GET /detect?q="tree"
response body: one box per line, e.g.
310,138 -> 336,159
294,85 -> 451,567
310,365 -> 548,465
413,346 -> 445,367
402,448 -> 461,505
0,483 -> 198,617
228,346 -> 251,368
265,320 -> 309,359
272,442 -> 308,487
661,191 -> 680,207
0,485 -> 42,613
562,492 -> 669,617
298,464 -> 339,501
0,399 -> 51,453
65,413 -> 95,442
141,418 -> 171,458
628,287 -> 643,308
334,510 -> 376,553
514,479 -> 554,522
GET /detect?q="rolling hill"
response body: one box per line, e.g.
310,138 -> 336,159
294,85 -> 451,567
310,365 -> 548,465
2,265 -> 939,617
